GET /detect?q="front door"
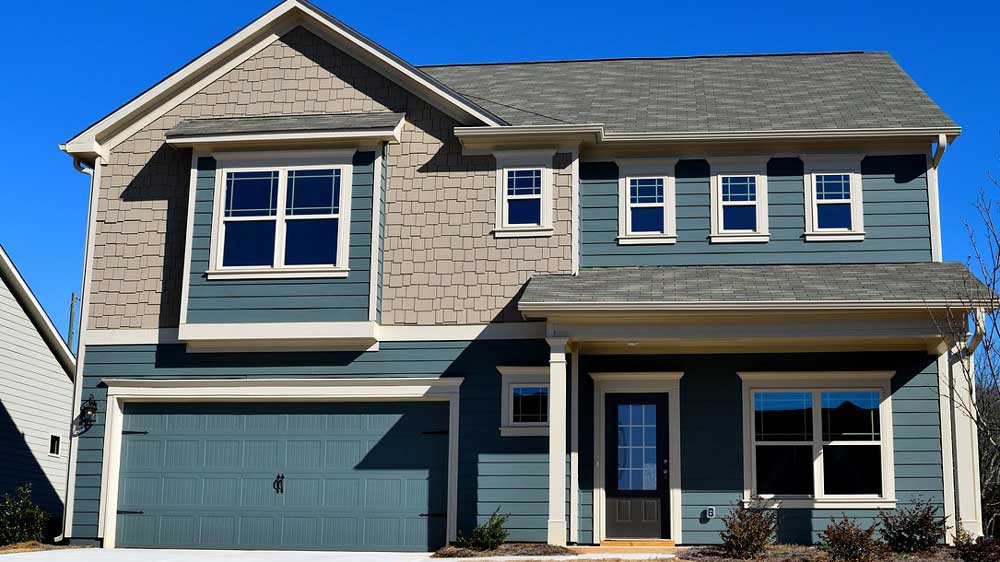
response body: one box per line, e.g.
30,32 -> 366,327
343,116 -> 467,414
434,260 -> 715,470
605,393 -> 669,539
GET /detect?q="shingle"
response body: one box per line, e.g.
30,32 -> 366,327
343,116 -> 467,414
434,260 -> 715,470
421,52 -> 957,134
520,263 -> 988,306
165,112 -> 405,138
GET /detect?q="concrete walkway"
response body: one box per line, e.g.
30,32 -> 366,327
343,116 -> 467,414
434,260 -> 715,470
2,549 -> 676,562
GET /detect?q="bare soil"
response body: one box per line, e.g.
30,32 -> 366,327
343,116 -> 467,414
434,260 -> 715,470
0,541 -> 82,554
434,542 -> 578,557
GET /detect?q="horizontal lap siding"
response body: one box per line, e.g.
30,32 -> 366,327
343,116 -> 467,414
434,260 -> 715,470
580,155 -> 932,266
184,152 -> 375,324
576,352 -> 943,545
71,340 -> 551,542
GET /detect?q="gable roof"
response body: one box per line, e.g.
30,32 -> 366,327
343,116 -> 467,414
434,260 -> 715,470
0,244 -> 76,379
422,52 -> 959,136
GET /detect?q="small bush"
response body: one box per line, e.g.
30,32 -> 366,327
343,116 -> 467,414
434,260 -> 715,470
877,498 -> 949,552
455,508 -> 509,551
955,527 -> 1000,562
819,516 -> 883,562
0,484 -> 49,546
719,503 -> 779,559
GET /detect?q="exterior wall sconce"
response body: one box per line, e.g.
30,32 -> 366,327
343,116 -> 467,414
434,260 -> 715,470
80,394 -> 98,426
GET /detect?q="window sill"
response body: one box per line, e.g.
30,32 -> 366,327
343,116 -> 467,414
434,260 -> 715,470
804,231 -> 866,242
744,497 -> 896,509
499,425 -> 549,437
205,267 -> 350,280
710,232 -> 770,244
493,227 -> 554,239
617,235 -> 677,246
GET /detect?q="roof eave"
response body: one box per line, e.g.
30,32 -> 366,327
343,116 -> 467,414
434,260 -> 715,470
164,124 -> 403,149
519,299 -> 984,315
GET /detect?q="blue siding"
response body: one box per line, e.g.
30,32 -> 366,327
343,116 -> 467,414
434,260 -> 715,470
580,155 -> 932,266
70,340 -> 551,543
577,352 -> 943,545
184,152 -> 376,324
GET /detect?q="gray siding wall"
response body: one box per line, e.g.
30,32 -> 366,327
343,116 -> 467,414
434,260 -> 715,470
577,352 -> 943,545
0,276 -> 73,517
580,155 -> 932,266
70,340 -> 551,542
184,151 -> 376,324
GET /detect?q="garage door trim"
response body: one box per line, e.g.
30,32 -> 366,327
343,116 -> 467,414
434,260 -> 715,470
98,377 -> 463,549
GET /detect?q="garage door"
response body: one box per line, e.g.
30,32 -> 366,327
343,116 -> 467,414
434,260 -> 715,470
115,402 -> 449,551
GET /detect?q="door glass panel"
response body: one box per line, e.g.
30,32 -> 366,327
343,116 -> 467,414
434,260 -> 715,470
616,403 -> 657,491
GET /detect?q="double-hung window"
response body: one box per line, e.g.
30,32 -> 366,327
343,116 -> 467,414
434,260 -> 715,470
494,150 -> 554,238
498,366 -> 549,436
710,158 -> 769,242
804,157 -> 864,241
740,372 -> 895,508
617,158 -> 678,244
506,169 -> 543,226
211,151 -> 353,278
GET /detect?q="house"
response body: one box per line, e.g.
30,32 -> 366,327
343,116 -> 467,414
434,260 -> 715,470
0,243 -> 76,532
57,0 -> 985,552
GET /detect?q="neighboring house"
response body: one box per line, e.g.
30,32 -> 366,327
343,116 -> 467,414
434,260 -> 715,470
0,244 -> 76,531
57,0 -> 984,552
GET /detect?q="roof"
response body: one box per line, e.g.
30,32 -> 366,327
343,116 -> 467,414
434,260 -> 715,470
165,112 -> 404,138
520,263 -> 990,312
0,244 -> 76,379
422,52 -> 958,135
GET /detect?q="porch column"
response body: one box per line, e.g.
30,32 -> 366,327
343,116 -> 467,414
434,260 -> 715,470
547,337 -> 569,546
948,349 -> 984,536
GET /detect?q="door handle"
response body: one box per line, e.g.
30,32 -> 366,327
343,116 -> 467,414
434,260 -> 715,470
273,473 -> 284,495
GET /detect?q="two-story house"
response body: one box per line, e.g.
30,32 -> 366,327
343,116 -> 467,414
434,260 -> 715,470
58,0 -> 984,552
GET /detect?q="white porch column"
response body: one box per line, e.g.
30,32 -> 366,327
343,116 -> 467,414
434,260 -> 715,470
948,350 -> 984,536
547,337 -> 569,546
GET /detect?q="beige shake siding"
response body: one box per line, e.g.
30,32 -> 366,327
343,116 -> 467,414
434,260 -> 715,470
87,26 -> 571,330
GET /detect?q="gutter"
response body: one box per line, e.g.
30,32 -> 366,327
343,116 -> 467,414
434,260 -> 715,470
519,299 -> 985,313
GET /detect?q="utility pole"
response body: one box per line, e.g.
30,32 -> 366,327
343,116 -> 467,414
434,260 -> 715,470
67,292 -> 79,350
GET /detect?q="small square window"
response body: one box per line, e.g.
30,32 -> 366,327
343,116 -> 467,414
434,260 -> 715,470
49,435 -> 60,456
498,367 -> 549,436
512,386 -> 548,424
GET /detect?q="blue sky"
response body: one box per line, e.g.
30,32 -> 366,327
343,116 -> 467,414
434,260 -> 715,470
2,0 -> 997,341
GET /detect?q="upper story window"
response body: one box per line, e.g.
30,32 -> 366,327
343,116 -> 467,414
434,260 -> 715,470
709,158 -> 769,243
209,150 -> 353,279
617,158 -> 678,245
498,366 -> 549,436
803,156 -> 864,241
494,150 -> 554,238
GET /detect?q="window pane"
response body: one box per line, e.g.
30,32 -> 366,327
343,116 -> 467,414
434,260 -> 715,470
817,203 -> 852,229
816,174 -> 851,200
512,387 -> 548,423
507,169 -> 542,195
507,198 -> 541,225
616,403 -> 657,491
222,220 -> 275,267
631,207 -> 665,233
755,392 -> 812,441
756,445 -> 813,495
723,205 -> 757,231
822,392 -> 880,441
722,176 -> 756,202
225,171 -> 278,217
286,169 -> 340,216
823,445 -> 881,495
630,178 -> 664,204
284,219 -> 338,266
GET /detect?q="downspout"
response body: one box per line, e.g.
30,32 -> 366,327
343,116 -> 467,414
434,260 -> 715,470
932,133 -> 949,168
950,307 -> 985,532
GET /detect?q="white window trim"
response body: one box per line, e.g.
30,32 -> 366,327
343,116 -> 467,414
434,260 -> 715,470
803,155 -> 865,241
709,157 -> 770,243
206,149 -> 354,280
498,366 -> 550,436
738,371 -> 897,509
494,150 -> 555,238
617,158 -> 678,245
48,435 -> 61,457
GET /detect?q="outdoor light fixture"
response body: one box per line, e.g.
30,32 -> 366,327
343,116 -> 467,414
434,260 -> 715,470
80,394 -> 98,426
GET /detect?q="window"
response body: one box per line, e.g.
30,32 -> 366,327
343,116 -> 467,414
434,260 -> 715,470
494,150 -> 554,238
740,372 -> 895,508
710,158 -> 769,242
617,158 -> 678,244
498,366 -> 549,436
210,151 -> 353,279
49,435 -> 60,456
803,157 -> 864,241
616,403 -> 658,490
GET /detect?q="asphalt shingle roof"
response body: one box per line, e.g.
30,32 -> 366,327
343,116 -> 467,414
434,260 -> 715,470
520,263 -> 988,308
421,52 -> 957,134
165,112 -> 405,138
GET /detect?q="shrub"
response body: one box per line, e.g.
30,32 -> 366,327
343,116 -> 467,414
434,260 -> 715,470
719,503 -> 778,559
877,498 -> 949,552
455,508 -> 509,551
955,527 -> 1000,562
819,516 -> 883,562
0,484 -> 49,546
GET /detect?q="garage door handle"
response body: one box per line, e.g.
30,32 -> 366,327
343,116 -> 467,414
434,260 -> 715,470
117,510 -> 144,515
273,473 -> 284,495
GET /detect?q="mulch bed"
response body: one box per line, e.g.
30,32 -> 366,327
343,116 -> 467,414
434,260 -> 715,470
680,545 -> 958,562
434,542 -> 578,557
0,541 -> 81,554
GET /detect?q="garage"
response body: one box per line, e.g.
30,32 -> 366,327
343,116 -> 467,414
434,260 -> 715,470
113,402 -> 449,551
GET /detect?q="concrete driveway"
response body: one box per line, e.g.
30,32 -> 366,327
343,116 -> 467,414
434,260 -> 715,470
1,550 -> 435,562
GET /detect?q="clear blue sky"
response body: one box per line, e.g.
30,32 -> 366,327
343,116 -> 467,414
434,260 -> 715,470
3,0 -> 997,341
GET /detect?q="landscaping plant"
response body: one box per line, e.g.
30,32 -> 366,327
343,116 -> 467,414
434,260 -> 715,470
719,503 -> 779,559
956,527 -> 1000,562
819,516 -> 883,562
455,508 -> 509,551
877,498 -> 949,552
0,484 -> 49,546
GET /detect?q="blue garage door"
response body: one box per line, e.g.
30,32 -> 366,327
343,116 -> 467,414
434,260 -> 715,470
116,402 -> 449,551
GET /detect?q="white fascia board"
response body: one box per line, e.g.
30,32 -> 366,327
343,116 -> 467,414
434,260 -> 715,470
164,127 -> 402,148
